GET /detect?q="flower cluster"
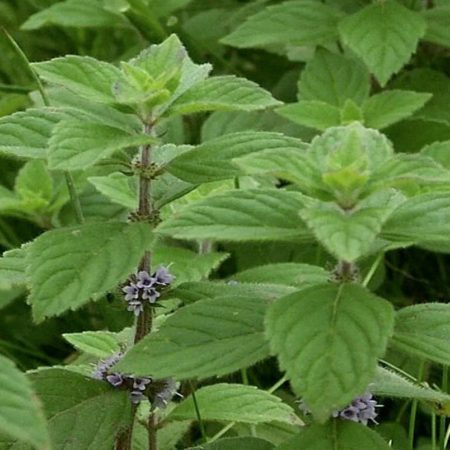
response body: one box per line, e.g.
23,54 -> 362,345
122,266 -> 173,316
298,392 -> 381,426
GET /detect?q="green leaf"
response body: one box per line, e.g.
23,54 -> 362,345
115,295 -> 270,379
297,49 -> 370,107
32,56 -> 121,103
421,140 -> 450,169
278,421 -> 391,450
15,160 -> 53,207
338,2 -> 426,86
168,384 -> 301,425
166,76 -> 281,115
132,420 -> 192,450
390,303 -> 450,366
89,172 -> 136,209
222,0 -> 343,48
0,248 -> 27,290
362,90 -> 432,129
167,131 -> 306,183
47,120 -> 156,170
63,330 -> 122,358
266,283 -> 394,421
21,0 -> 127,30
276,101 -> 341,131
187,437 -> 274,450
382,192 -> 450,244
0,109 -> 63,160
422,7 -> 450,47
0,355 -> 50,450
232,263 -> 329,288
156,189 -> 313,242
27,222 -> 153,321
299,191 -> 404,261
28,368 -> 132,450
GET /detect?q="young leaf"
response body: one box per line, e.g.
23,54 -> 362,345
165,76 -> 281,116
32,56 -> 121,103
21,0 -> 127,30
47,120 -> 156,170
362,90 -> 432,130
266,283 -> 394,421
15,160 -> 53,206
299,191 -> 404,262
297,49 -> 370,107
276,101 -> 341,131
27,222 -> 153,321
115,295 -> 270,379
222,0 -> 343,48
187,437 -> 274,450
277,421 -> 391,450
63,330 -> 123,358
0,355 -> 50,450
156,189 -> 313,242
0,109 -> 63,160
168,384 -> 302,425
338,2 -> 426,86
166,131 -> 306,183
390,303 -> 450,366
422,6 -> 450,48
28,368 -> 132,450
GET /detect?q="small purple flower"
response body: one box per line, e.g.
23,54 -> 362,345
152,266 -> 173,285
106,373 -> 124,387
136,271 -> 155,289
339,406 -> 359,422
153,378 -> 180,409
127,300 -> 144,316
142,286 -> 160,303
130,390 -> 146,404
122,282 -> 139,301
133,377 -> 151,391
91,351 -> 123,381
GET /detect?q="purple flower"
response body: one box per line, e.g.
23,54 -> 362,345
130,390 -> 146,404
339,406 -> 359,422
136,271 -> 155,289
152,266 -> 173,286
142,286 -> 160,303
106,373 -> 124,387
127,300 -> 144,316
122,282 -> 139,301
133,377 -> 151,391
153,378 -> 180,409
91,351 -> 123,381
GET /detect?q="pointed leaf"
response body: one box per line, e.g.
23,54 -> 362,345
27,222 -> 153,321
116,295 -> 270,379
339,2 -> 426,86
168,384 -> 301,425
222,0 -> 343,48
167,131 -> 306,183
266,283 -> 394,421
363,90 -> 432,129
0,355 -> 50,450
166,76 -> 281,115
156,189 -> 313,242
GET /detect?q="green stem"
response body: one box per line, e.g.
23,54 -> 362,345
64,172 -> 85,224
432,412 -> 437,450
409,361 -> 426,450
362,252 -> 384,287
189,381 -> 207,443
440,366 -> 448,450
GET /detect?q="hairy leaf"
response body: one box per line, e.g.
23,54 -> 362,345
266,283 -> 394,421
89,173 -> 136,209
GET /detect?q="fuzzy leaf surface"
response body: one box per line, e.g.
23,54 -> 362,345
168,384 -> 301,425
266,283 -> 394,421
115,295 -> 270,379
157,189 -> 313,242
27,222 -> 153,321
338,2 -> 426,86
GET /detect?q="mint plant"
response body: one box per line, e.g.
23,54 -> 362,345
0,1 -> 450,449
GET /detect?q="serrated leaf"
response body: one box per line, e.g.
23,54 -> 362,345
233,263 -> 328,288
297,49 -> 370,107
0,355 -> 50,450
168,384 -> 301,425
27,222 -> 153,321
115,295 -> 270,379
63,330 -> 122,358
166,76 -> 281,116
157,189 -> 313,242
422,7 -> 450,47
21,0 -> 127,30
28,368 -> 132,450
0,248 -> 27,291
187,436 -> 274,450
89,172 -> 136,209
167,131 -> 306,183
299,191 -> 404,261
32,56 -> 121,103
278,421 -> 391,450
338,2 -> 426,86
390,303 -> 450,366
266,283 -> 394,421
47,120 -> 156,170
0,109 -> 63,160
276,101 -> 341,131
362,90 -> 432,129
222,0 -> 343,48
